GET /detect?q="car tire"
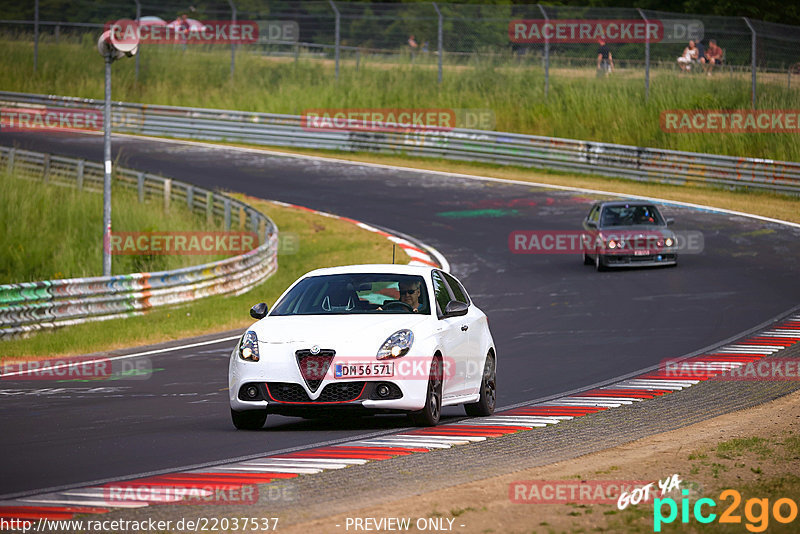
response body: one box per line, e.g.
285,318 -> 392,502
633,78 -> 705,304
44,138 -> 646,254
583,252 -> 593,265
595,253 -> 606,272
410,355 -> 443,427
465,352 -> 496,417
231,408 -> 267,430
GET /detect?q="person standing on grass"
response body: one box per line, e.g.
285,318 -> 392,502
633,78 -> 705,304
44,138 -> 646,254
597,39 -> 613,77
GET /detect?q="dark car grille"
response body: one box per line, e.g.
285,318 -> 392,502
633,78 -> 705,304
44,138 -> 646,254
295,349 -> 335,392
266,382 -> 365,403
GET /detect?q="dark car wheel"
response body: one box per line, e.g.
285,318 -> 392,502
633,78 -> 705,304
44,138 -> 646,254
231,408 -> 267,430
465,352 -> 496,417
410,355 -> 443,427
595,253 -> 606,272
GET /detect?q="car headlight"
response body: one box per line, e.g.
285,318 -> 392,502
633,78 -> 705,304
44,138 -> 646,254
377,329 -> 414,360
239,331 -> 260,362
607,239 -> 617,249
665,237 -> 674,247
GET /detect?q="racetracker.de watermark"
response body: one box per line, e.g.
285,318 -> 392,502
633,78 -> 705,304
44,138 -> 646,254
509,19 -> 703,43
1,356 -> 153,381
301,108 -> 495,132
102,484 -> 260,505
110,232 -> 259,255
662,358 -> 800,380
105,19 -> 259,44
0,107 -> 101,132
508,230 -> 704,254
661,110 -> 800,133
509,480 -> 652,504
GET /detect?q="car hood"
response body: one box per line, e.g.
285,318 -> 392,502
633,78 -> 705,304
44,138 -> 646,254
248,314 -> 431,355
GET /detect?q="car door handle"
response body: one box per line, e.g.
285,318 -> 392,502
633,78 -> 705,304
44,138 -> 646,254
461,325 -> 469,332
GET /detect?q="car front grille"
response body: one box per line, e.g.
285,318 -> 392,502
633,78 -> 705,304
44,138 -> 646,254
295,349 -> 335,392
266,382 -> 366,403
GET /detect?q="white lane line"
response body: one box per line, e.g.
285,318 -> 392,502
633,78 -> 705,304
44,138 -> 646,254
347,440 -> 453,449
234,461 -> 349,470
212,466 -> 323,474
0,335 -> 241,378
567,396 -> 642,403
477,416 -> 565,424
21,497 -> 149,508
462,420 -> 544,427
395,434 -> 487,442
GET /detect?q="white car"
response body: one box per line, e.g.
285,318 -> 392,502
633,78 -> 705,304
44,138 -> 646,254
229,265 -> 497,429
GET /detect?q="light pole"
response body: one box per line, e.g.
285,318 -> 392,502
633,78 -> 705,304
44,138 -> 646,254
97,21 -> 138,276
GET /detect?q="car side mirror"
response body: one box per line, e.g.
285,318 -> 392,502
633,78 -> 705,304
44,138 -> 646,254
666,218 -> 674,226
444,300 -> 468,317
250,302 -> 268,319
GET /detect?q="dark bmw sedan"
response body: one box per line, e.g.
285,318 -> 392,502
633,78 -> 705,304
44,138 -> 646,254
581,201 -> 678,271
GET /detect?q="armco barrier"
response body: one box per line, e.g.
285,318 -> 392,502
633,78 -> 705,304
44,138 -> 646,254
0,146 -> 279,338
1,91 -> 799,194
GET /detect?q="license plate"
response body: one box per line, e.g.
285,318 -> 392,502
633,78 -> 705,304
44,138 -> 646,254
334,362 -> 394,379
634,250 -> 650,256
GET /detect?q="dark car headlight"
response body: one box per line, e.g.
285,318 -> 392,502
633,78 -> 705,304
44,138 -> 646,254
239,331 -> 260,362
377,329 -> 414,360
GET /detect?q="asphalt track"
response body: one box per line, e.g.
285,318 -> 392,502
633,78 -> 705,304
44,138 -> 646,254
1,131 -> 799,498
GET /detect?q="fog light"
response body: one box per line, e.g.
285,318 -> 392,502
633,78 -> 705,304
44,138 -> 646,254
376,384 -> 391,398
245,385 -> 259,399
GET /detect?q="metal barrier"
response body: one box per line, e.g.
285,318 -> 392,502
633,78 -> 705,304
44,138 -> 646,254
2,90 -> 798,195
0,146 -> 279,338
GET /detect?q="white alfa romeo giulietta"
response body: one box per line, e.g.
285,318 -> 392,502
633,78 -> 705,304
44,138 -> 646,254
229,264 -> 497,429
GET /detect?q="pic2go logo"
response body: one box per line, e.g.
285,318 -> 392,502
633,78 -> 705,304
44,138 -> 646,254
653,489 -> 798,532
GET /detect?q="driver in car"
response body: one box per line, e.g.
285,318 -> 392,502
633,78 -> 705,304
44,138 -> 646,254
398,280 -> 422,312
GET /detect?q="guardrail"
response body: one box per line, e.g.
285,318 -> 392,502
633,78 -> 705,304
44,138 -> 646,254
1,91 -> 798,195
0,146 -> 279,338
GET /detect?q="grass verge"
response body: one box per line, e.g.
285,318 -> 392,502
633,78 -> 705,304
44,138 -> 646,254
2,39 -> 799,161
0,194 -> 409,360
0,168 -> 229,283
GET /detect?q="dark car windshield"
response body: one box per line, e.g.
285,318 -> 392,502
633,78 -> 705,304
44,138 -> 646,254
270,274 -> 431,316
600,205 -> 664,227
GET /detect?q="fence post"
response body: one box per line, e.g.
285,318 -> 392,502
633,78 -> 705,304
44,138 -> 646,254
224,198 -> 232,230
163,178 -> 171,213
294,43 -> 299,63
227,0 -> 237,79
328,0 -> 340,80
537,4 -> 550,100
43,153 -> 50,183
55,24 -> 60,43
7,148 -> 15,174
134,0 -> 141,82
432,2 -> 443,84
186,184 -> 194,210
206,192 -> 214,223
137,172 -> 145,202
743,17 -> 757,109
356,49 -> 360,71
34,0 -> 39,72
76,159 -> 85,190
637,8 -> 650,101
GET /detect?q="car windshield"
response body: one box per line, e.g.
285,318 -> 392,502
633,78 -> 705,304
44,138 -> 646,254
270,274 -> 431,316
600,205 -> 664,227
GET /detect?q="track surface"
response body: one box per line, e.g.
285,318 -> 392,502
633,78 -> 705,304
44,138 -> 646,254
2,131 -> 799,497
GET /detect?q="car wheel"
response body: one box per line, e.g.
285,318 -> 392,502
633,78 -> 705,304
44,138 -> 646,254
583,252 -> 593,265
410,355 -> 443,427
231,408 -> 267,430
465,352 -> 496,417
595,253 -> 606,272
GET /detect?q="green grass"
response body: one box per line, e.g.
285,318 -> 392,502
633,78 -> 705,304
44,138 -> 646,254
0,169 -> 227,283
0,195 -> 409,359
2,38 -> 798,161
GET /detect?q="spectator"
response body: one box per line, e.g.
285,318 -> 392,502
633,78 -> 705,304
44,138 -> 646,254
705,39 -> 724,75
696,40 -> 706,66
597,39 -> 614,77
677,40 -> 698,71
408,34 -> 418,61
